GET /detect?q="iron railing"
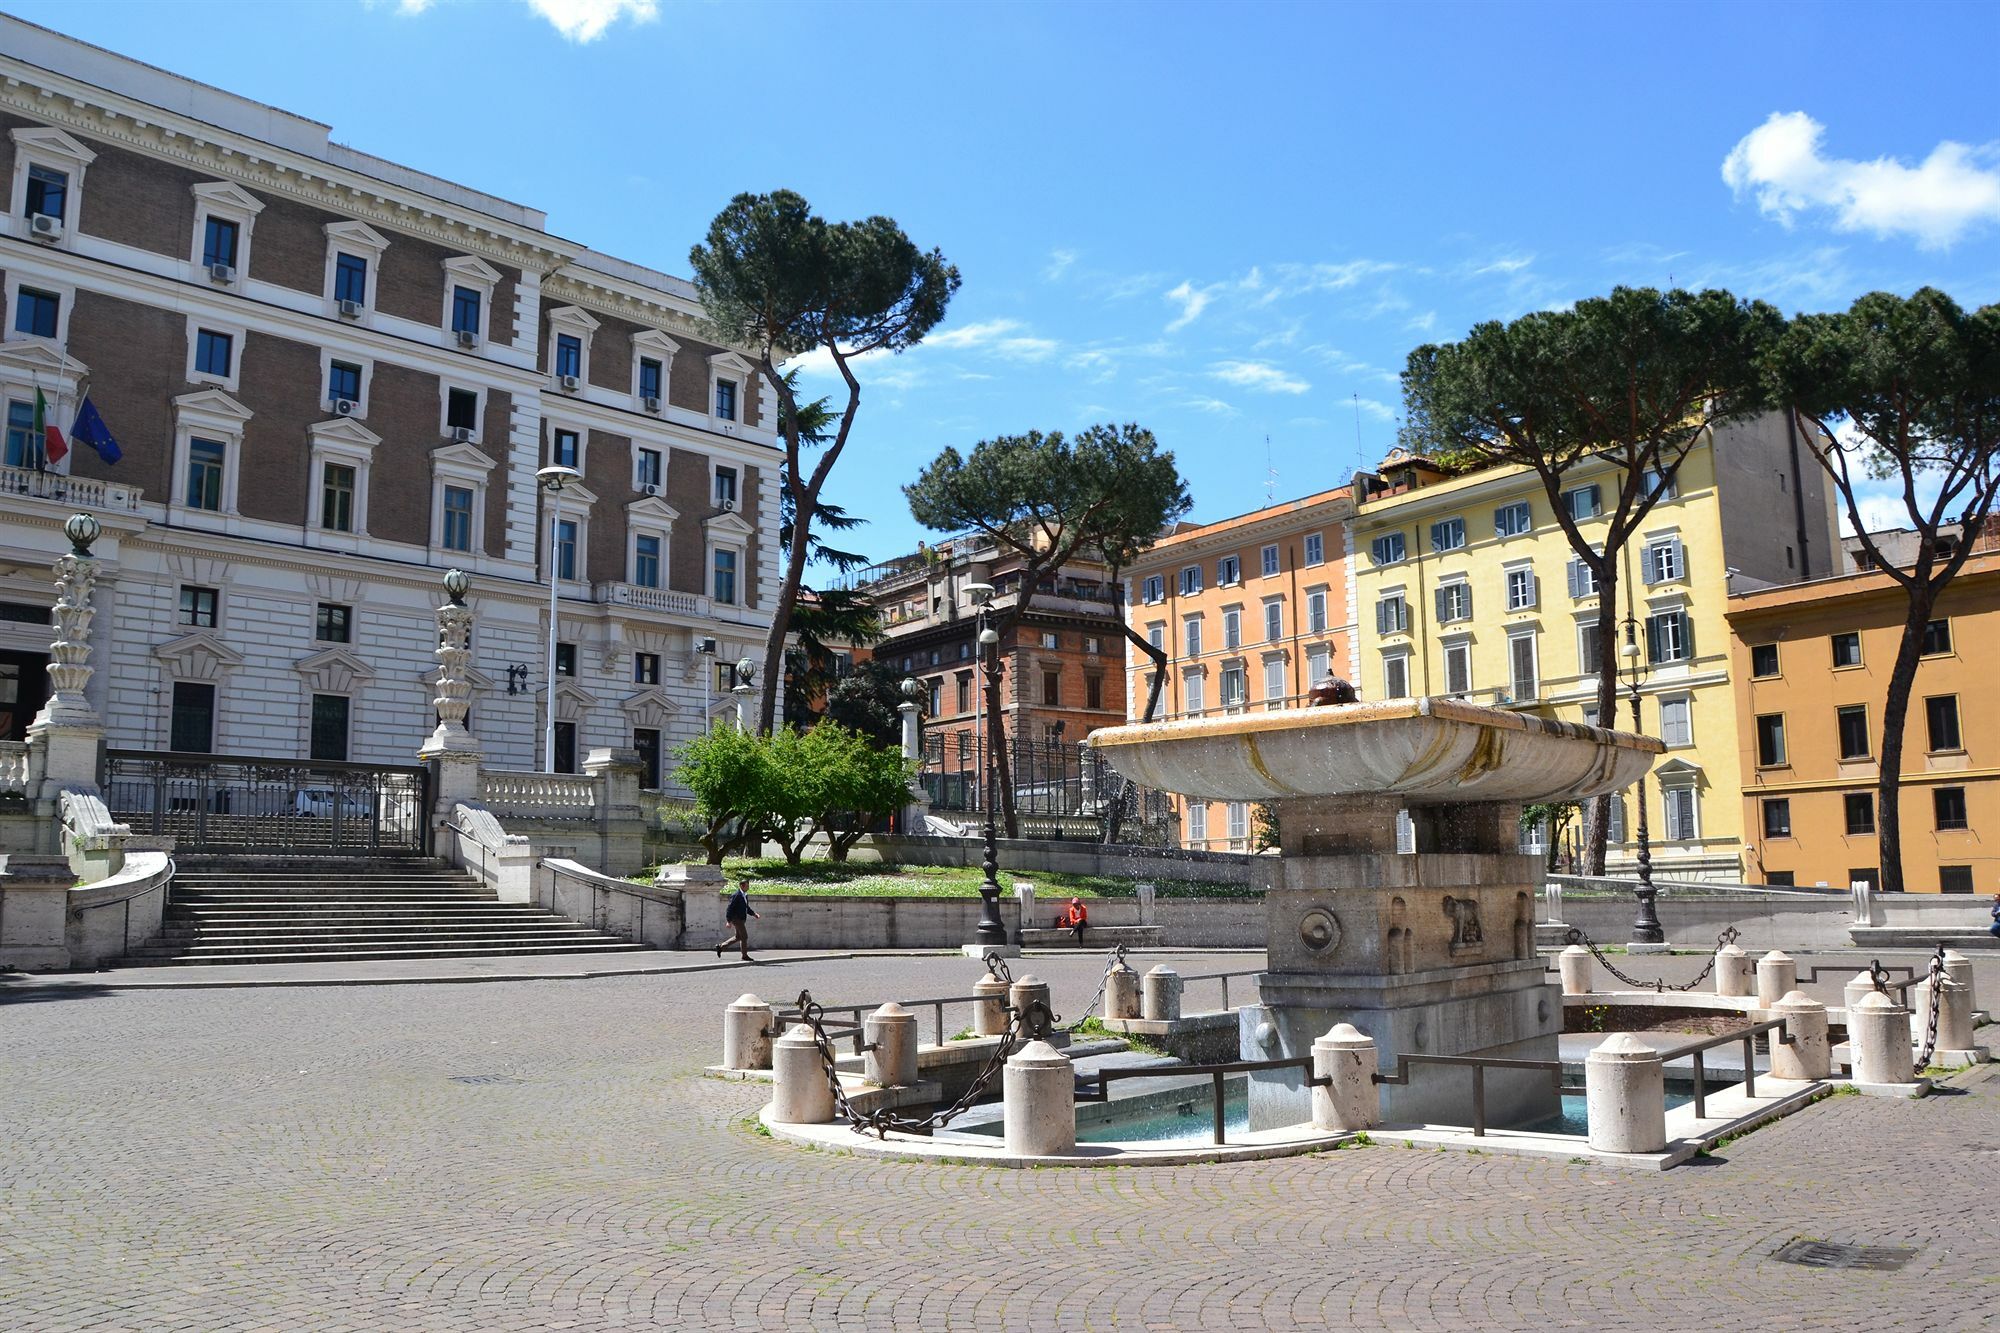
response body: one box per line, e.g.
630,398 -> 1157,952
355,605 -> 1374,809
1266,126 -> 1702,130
920,733 -> 1177,844
1074,1056 -> 1333,1146
1651,1018 -> 1789,1119
1373,1053 -> 1584,1138
104,750 -> 429,855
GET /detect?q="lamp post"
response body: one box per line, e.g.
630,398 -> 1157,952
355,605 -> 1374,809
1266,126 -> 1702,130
536,465 -> 581,774
967,581 -> 1007,947
1620,612 -> 1665,945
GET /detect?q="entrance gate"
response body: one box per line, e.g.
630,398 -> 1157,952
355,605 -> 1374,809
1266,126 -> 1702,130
104,750 -> 431,856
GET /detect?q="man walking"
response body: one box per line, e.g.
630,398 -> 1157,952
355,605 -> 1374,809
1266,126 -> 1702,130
717,878 -> 759,961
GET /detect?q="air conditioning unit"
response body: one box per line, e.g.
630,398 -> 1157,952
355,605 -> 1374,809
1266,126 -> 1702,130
642,395 -> 661,412
456,329 -> 478,348
333,398 -> 357,417
641,482 -> 659,497
559,374 -> 580,392
28,212 -> 61,241
720,498 -> 737,513
451,426 -> 473,443
207,262 -> 236,283
338,299 -> 362,318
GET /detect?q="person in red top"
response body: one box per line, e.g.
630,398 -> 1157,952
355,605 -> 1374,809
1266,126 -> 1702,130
1057,897 -> 1089,942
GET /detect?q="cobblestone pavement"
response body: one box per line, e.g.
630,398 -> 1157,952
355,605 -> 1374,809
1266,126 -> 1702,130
4,948 -> 1996,1331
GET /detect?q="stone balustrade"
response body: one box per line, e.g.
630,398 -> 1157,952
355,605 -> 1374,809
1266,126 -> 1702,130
0,740 -> 28,796
0,464 -> 143,512
480,769 -> 601,821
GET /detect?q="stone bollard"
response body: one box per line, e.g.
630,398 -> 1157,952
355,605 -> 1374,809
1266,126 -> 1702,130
1558,943 -> 1593,996
1849,991 -> 1915,1086
1311,1023 -> 1382,1132
1002,1040 -> 1076,1155
1104,958 -> 1142,1020
1843,970 -> 1875,1020
1769,991 -> 1831,1081
1009,974 -> 1053,1040
1135,881 -> 1157,926
1014,880 -> 1035,930
1942,950 -> 1976,1013
973,973 -> 1012,1036
1714,943 -> 1754,998
1935,975 -> 1976,1056
1584,1033 -> 1668,1154
1755,950 -> 1797,1008
1544,882 -> 1564,926
723,993 -> 777,1071
1142,964 -> 1183,1022
770,1023 -> 836,1125
864,1001 -> 919,1088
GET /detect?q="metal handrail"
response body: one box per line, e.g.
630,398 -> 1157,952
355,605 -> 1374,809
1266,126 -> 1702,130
774,992 -> 993,1050
1372,1052 -> 1583,1138
1172,968 -> 1264,1011
1074,1056 -> 1332,1146
1649,1017 -> 1790,1119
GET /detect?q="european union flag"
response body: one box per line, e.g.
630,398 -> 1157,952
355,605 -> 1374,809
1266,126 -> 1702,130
69,396 -> 122,465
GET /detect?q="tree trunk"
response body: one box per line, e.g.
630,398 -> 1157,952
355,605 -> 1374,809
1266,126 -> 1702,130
1582,559 -> 1621,876
757,503 -> 815,735
1875,591 -> 1936,896
983,657 -> 1018,839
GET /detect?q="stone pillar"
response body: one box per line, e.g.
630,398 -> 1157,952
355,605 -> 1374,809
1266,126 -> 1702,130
1843,970 -> 1875,1018
972,973 -> 1012,1036
1142,964 -> 1183,1022
896,701 -> 929,834
1770,991 -> 1830,1081
1002,1040 -> 1075,1155
864,1001 -> 919,1088
1543,882 -> 1564,925
27,516 -> 105,797
1713,943 -> 1754,998
1105,958 -> 1141,1020
1009,974 -> 1053,1040
1942,950 -> 1975,1012
1558,943 -> 1593,995
1585,1033 -> 1667,1154
1850,877 -> 1883,927
723,993 -> 776,1071
420,572 -> 483,813
770,1023 -> 836,1125
1311,1023 -> 1381,1132
583,746 -> 646,876
898,700 -> 921,760
0,852 -> 74,970
1013,880 -> 1035,931
1755,950 -> 1797,1008
1135,881 -> 1156,926
1849,991 -> 1914,1086
1935,976 -> 1976,1057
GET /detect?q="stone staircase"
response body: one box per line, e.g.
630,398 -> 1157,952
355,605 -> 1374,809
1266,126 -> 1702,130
121,857 -> 648,966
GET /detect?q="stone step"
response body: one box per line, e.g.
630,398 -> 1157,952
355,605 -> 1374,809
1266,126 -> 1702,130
159,921 -> 611,940
121,940 -> 650,966
172,891 -> 498,903
129,932 -> 642,956
171,906 -> 544,920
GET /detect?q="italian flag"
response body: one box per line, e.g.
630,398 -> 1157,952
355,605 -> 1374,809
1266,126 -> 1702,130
33,388 -> 67,468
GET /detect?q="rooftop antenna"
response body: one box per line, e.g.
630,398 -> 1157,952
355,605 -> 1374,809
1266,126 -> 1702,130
1264,434 -> 1277,504
1352,393 -> 1365,471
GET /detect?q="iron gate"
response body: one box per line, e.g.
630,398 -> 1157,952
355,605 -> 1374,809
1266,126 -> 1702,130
103,750 -> 430,855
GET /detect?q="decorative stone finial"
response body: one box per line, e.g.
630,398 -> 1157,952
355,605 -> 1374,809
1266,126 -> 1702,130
442,568 -> 470,604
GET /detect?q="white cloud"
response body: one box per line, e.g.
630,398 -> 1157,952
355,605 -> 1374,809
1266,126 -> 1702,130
1405,311 -> 1438,334
1181,395 -> 1238,416
1722,111 -> 2000,249
1164,280 -> 1216,332
922,318 -> 1057,362
1043,249 -> 1078,281
524,0 -> 658,42
1350,397 -> 1396,422
1470,254 -> 1534,276
1212,360 -> 1311,395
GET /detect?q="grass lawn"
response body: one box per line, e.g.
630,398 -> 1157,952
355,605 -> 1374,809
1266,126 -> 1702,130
644,857 -> 1260,900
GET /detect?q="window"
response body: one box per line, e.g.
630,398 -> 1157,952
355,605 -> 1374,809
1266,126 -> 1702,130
1646,609 -> 1693,664
1508,632 -> 1538,698
1227,801 -> 1248,841
1306,645 -> 1331,688
321,463 -> 356,532
1142,574 -> 1165,603
1494,502 -> 1532,538
5,400 -> 41,469
327,360 -> 362,406
25,163 -> 67,220
955,675 -> 971,713
1304,533 -> 1325,565
1086,674 -> 1104,710
1663,786 -> 1698,841
636,651 -> 662,684
1307,589 -> 1328,633
1643,536 -> 1684,584
169,682 -> 215,753
638,357 -> 664,402
633,728 -> 662,790
1261,544 -> 1280,577
553,721 -> 577,774
636,448 -> 662,490
1085,636 -> 1101,656
1659,695 -> 1692,747
1217,555 -> 1241,585
1755,713 -> 1787,767
1435,582 -> 1471,623
1383,652 -> 1410,699
1187,802 -> 1207,844
202,216 -> 238,268
1845,792 -> 1876,835
715,466 -> 739,508
1184,616 -> 1203,656
1831,631 -> 1862,668
1642,467 -> 1678,502
1040,631 -> 1060,650
194,329 -> 233,379
618,532 -> 659,588
1264,599 -> 1283,642
179,584 -> 218,628
440,486 -> 474,553
1922,619 -> 1952,656
1926,695 -> 1962,751
1042,670 -> 1060,706
713,548 -> 738,604
1180,566 -> 1203,596
1264,657 -> 1286,705
334,253 -> 368,305
1849,867 -> 1880,893
445,388 -> 478,433
14,287 -> 58,338
1762,798 -> 1792,838
308,603 -> 350,644
1147,622 -> 1165,652
1223,608 -> 1241,649
555,519 -> 578,581
551,429 -> 579,469
1220,663 -> 1246,708
555,334 -> 582,379
1369,532 -> 1405,566
450,285 -> 481,336
1375,593 -> 1408,635
1750,643 -> 1780,678
1935,786 -> 1969,831
1506,567 -> 1536,611
1566,557 -> 1598,599
1767,872 -> 1796,887
1578,623 -> 1603,677
1563,484 -> 1602,521
1835,704 -> 1870,760
1185,671 -> 1206,714
553,642 -> 576,677
310,694 -> 350,762
1940,865 -> 1975,895
1430,517 -> 1466,552
715,379 -> 737,420
1603,792 -> 1625,843
185,438 -> 225,511
1443,641 -> 1472,695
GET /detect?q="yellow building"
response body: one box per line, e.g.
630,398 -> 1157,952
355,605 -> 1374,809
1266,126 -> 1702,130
1727,545 -> 2000,894
1348,414 -> 1839,879
1123,486 -> 1357,850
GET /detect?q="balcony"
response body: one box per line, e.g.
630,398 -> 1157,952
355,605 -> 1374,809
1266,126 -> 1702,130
0,464 -> 143,512
594,582 -> 709,617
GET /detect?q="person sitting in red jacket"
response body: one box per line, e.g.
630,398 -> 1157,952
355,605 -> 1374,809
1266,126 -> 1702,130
1057,897 -> 1089,942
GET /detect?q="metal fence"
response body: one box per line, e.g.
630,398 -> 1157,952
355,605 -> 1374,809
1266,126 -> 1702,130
104,750 -> 430,855
920,733 -> 1177,845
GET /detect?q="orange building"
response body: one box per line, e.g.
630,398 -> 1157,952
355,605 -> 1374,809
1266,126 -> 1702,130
1727,547 -> 2000,894
1123,487 -> 1357,850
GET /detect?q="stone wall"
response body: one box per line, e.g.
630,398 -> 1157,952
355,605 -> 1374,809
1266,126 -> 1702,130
707,892 -> 1264,952
848,834 -> 1283,891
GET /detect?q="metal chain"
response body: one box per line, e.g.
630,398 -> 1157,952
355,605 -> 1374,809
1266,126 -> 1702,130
1874,947 -> 1946,1072
1562,925 -> 1740,993
982,951 -> 1013,985
1060,944 -> 1128,1033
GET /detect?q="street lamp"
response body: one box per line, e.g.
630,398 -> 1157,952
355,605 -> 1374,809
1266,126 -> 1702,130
732,656 -> 758,729
966,581 -> 1007,947
1620,611 -> 1665,945
537,464 -> 581,774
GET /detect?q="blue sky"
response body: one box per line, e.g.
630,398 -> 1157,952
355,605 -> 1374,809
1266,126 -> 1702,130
14,0 -> 2000,558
